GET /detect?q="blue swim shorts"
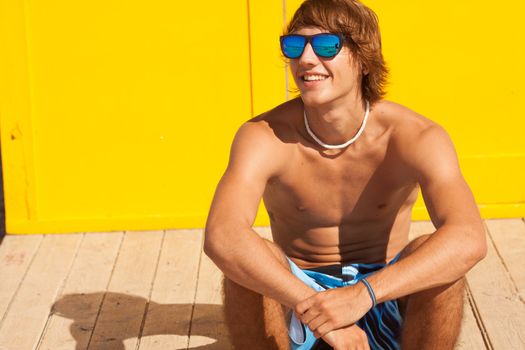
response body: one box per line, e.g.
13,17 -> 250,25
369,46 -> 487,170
287,255 -> 402,350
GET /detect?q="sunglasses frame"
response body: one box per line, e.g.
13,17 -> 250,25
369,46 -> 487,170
279,33 -> 345,59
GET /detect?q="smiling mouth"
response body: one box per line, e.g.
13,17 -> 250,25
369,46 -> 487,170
302,74 -> 328,82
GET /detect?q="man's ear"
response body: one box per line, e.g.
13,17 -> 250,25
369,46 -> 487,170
360,62 -> 369,76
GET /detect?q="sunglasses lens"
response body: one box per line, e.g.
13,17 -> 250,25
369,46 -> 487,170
281,35 -> 306,59
312,34 -> 341,58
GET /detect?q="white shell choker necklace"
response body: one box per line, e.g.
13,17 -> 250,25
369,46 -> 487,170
303,100 -> 370,149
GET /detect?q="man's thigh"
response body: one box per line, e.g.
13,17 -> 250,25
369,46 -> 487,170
222,239 -> 291,350
395,234 -> 465,332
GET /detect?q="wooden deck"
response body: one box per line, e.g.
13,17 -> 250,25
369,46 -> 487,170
0,220 -> 524,350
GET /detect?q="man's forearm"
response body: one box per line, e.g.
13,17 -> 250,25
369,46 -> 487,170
204,227 -> 316,308
368,224 -> 486,304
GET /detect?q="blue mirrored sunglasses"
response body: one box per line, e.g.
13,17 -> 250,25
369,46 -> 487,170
280,33 -> 343,59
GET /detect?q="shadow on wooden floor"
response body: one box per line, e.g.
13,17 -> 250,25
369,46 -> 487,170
52,292 -> 228,350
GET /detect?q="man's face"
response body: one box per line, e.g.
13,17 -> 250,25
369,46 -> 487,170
288,27 -> 362,106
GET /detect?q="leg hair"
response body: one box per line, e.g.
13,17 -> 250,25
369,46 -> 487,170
222,239 -> 290,350
397,234 -> 465,350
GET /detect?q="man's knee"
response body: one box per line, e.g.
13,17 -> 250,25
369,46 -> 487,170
223,275 -> 289,350
413,277 -> 465,302
397,233 -> 465,318
400,278 -> 465,349
399,233 -> 432,259
223,238 -> 291,317
222,239 -> 291,349
399,276 -> 465,320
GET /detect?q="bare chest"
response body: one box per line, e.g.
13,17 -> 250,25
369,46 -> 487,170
263,146 -> 416,227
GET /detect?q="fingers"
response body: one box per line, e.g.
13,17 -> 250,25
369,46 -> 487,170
313,321 -> 335,338
298,309 -> 334,338
298,311 -> 330,338
295,288 -> 364,338
307,315 -> 323,333
296,293 -> 338,336
302,308 -> 339,336
295,294 -> 326,335
295,295 -> 315,315
295,294 -> 315,315
298,307 -> 320,326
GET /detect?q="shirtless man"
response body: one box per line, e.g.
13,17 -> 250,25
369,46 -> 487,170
204,0 -> 486,349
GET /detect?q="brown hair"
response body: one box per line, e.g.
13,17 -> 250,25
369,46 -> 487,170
285,0 -> 388,103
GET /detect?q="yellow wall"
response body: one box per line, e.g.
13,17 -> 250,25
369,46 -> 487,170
1,0 -> 524,234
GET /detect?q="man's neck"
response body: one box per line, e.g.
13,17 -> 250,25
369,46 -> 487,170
303,95 -> 368,146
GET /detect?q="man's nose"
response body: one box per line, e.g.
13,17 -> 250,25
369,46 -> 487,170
298,43 -> 318,66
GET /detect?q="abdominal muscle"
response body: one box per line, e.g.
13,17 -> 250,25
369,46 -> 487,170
269,202 -> 413,269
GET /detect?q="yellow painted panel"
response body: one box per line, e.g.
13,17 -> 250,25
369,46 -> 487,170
0,0 -> 38,224
364,0 -> 525,156
248,0 -> 288,226
412,155 -> 525,220
249,0 -> 288,115
2,1 -> 252,233
1,0 -> 524,233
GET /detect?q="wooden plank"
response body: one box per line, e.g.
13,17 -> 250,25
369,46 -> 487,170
408,220 -> 435,240
186,226 -> 270,348
87,231 -> 164,350
485,219 -> 525,299
467,228 -> 525,349
0,234 -> 43,323
186,227 -> 270,349
455,288 -> 488,350
37,232 -> 123,350
138,230 -> 203,350
254,226 -> 272,241
0,234 -> 83,350
188,245 -> 232,349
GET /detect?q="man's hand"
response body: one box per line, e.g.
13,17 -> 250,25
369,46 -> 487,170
322,324 -> 370,350
296,283 -> 373,337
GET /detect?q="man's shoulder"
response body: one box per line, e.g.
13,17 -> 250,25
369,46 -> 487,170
377,100 -> 456,171
376,100 -> 447,147
227,99 -> 301,178
237,98 -> 302,146
376,100 -> 438,132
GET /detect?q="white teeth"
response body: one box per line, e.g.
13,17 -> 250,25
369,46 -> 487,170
303,75 -> 327,81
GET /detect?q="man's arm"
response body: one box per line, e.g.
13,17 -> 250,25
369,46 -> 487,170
368,123 -> 486,300
206,120 -> 372,349
296,123 -> 487,336
204,121 -> 316,308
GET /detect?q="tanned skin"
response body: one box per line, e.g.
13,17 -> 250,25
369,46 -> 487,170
205,27 -> 486,350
